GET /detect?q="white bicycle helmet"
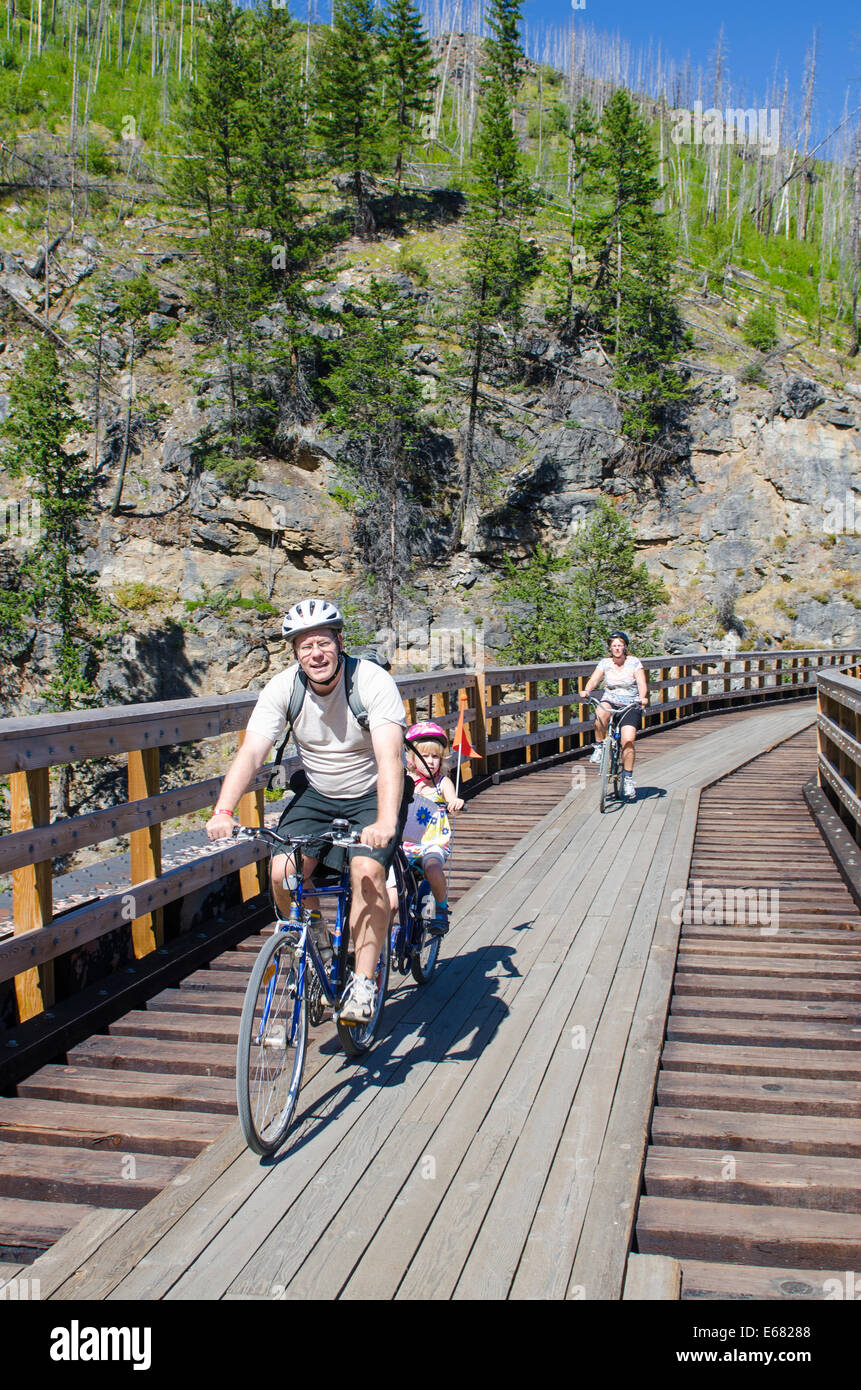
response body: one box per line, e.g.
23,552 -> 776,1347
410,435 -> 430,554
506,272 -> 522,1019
281,598 -> 343,641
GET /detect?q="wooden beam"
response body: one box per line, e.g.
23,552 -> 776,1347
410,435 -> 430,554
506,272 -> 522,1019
558,677 -> 571,755
623,1253 -> 681,1300
128,747 -> 162,956
10,768 -> 52,1020
237,731 -> 266,901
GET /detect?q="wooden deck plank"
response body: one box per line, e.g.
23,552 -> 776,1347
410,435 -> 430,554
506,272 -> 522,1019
2,1206 -> 134,1299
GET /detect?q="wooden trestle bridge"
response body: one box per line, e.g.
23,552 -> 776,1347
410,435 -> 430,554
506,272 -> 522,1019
1,648 -> 860,1300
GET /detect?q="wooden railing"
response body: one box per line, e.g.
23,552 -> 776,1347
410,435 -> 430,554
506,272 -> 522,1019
0,645 -> 854,1028
810,662 -> 861,906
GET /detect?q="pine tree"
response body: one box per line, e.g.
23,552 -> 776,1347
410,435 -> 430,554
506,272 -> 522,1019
244,0 -> 313,414
555,96 -> 599,333
174,0 -> 279,459
379,0 -> 436,219
494,498 -> 667,663
320,279 -> 431,629
314,0 -> 384,238
582,91 -> 688,447
2,344 -> 108,804
458,0 -> 538,546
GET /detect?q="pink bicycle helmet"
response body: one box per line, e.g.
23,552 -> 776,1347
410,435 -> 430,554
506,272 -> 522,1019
406,720 -> 448,745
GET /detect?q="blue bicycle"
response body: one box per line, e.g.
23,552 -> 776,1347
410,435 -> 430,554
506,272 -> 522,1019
389,848 -> 442,985
233,820 -> 389,1156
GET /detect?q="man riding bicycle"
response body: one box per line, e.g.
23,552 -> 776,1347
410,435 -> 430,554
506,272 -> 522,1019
206,598 -> 407,1025
582,631 -> 649,800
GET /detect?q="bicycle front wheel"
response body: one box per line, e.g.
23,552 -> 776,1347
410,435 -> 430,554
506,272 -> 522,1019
236,931 -> 308,1156
336,927 -> 390,1058
599,736 -> 611,813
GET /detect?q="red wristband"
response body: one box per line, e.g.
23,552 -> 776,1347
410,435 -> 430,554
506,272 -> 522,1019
212,807 -> 235,818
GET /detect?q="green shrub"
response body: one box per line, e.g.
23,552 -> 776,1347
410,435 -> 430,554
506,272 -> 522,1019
396,251 -> 429,285
78,138 -> 114,177
114,581 -> 168,611
211,455 -> 259,497
742,305 -> 778,351
740,361 -> 769,388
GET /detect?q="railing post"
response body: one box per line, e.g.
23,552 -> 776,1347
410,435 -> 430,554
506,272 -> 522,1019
472,669 -> 488,777
128,748 -> 163,956
558,677 -> 571,754
577,674 -> 587,746
237,731 -> 266,901
10,768 -> 52,1021
525,679 -> 538,764
488,681 -> 501,775
743,658 -> 752,703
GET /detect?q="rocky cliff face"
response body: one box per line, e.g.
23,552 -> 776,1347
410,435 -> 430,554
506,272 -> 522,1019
1,247 -> 859,718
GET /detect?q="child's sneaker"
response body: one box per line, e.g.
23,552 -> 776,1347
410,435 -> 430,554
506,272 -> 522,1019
336,972 -> 376,1024
428,902 -> 449,938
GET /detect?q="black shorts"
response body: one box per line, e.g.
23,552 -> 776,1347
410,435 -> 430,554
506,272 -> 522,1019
276,771 -> 412,874
598,701 -> 642,732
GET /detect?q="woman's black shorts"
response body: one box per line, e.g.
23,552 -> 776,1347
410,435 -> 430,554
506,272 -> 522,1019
599,701 -> 642,732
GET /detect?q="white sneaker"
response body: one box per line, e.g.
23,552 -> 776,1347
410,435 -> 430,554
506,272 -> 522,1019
336,972 -> 376,1024
622,774 -> 637,800
589,746 -> 602,765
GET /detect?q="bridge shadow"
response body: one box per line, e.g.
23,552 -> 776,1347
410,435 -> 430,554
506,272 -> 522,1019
262,942 -> 520,1167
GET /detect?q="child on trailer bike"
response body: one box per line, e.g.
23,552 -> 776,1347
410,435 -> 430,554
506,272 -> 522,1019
206,597 -> 408,1027
390,721 -> 464,937
581,631 -> 649,800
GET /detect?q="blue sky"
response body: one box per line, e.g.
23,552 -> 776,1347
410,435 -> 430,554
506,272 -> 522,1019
522,0 -> 861,141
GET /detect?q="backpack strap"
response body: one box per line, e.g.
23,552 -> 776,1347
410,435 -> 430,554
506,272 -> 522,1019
267,665 -> 310,789
343,654 -> 370,730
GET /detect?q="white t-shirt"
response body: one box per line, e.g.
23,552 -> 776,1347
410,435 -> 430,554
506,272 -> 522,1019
246,660 -> 406,799
597,655 -> 644,705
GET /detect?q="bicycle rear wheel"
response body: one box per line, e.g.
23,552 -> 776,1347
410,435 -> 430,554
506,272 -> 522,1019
336,926 -> 390,1058
410,880 -> 441,984
236,931 -> 308,1156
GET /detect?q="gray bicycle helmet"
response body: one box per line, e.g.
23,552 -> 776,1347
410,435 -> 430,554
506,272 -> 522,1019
282,598 -> 343,641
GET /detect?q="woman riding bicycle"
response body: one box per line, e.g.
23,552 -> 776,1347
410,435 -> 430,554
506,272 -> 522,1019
582,632 -> 649,801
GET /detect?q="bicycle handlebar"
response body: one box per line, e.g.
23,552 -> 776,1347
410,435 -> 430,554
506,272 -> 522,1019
587,694 -> 647,717
232,823 -> 362,852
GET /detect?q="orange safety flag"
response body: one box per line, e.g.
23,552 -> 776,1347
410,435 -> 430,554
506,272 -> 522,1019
452,702 -> 477,759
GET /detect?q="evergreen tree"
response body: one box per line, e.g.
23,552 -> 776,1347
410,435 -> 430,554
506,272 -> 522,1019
320,279 -> 431,628
314,0 -> 384,238
379,0 -> 436,218
172,0 -> 252,220
494,498 -> 667,662
2,344 -> 108,804
549,96 -> 599,333
582,91 -> 688,446
458,0 -> 538,546
243,1 -> 315,418
174,0 -> 284,458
